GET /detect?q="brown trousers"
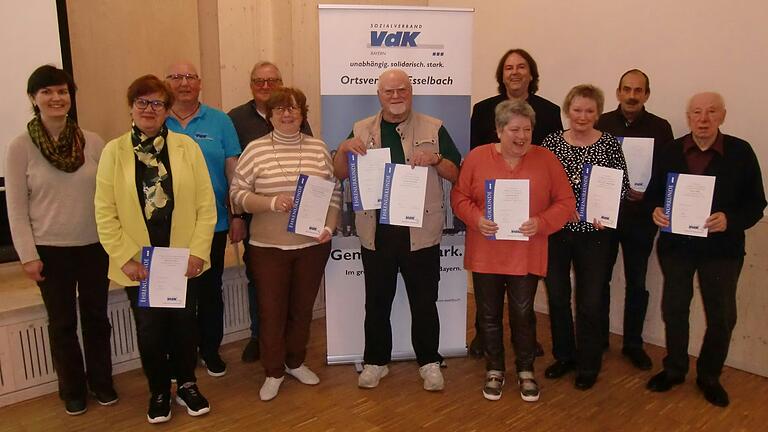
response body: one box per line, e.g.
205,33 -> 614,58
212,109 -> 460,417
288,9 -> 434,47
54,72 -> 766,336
248,242 -> 331,377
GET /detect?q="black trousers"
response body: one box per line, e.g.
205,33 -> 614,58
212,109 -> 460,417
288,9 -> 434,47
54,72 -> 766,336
37,243 -> 112,401
472,288 -> 540,352
602,218 -> 657,349
125,284 -> 198,396
187,230 -> 227,359
361,225 -> 443,366
658,248 -> 742,381
473,273 -> 539,373
545,229 -> 612,375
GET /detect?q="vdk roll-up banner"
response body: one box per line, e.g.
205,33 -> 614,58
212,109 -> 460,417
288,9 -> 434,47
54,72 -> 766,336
319,4 -> 473,365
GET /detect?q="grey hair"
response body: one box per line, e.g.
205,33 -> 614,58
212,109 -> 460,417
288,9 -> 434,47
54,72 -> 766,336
686,91 -> 726,113
495,99 -> 537,130
250,61 -> 282,79
377,68 -> 411,91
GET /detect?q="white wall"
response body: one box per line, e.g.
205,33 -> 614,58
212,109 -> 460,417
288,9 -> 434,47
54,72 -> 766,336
0,0 -> 62,177
433,0 -> 767,187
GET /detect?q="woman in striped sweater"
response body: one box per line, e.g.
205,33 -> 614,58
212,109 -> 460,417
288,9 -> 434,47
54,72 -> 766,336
231,87 -> 341,401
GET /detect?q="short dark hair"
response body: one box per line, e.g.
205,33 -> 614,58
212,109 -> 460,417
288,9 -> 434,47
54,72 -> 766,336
266,87 -> 308,120
27,65 -> 77,114
618,69 -> 650,93
495,48 -> 540,95
126,74 -> 174,108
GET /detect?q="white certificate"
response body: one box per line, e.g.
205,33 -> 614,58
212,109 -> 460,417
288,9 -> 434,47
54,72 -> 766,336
138,247 -> 190,308
348,148 -> 391,211
619,137 -> 654,192
379,163 -> 428,227
578,164 -> 623,229
485,179 -> 529,241
287,174 -> 335,237
662,173 -> 716,237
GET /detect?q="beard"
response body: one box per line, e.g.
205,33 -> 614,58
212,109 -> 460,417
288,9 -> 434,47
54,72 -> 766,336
388,102 -> 407,116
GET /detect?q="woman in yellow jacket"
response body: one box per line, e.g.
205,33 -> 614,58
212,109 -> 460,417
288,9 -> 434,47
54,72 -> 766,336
94,75 -> 216,424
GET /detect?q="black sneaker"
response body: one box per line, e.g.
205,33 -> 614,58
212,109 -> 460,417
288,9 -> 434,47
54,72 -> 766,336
203,354 -> 227,377
241,338 -> 260,363
147,393 -> 171,424
176,383 -> 210,416
91,387 -> 119,406
65,398 -> 87,416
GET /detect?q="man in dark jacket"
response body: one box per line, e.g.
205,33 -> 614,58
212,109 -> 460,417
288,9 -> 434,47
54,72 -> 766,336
597,69 -> 674,371
645,92 -> 766,408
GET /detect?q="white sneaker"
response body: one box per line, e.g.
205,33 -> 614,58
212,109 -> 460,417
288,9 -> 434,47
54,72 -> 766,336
419,362 -> 445,391
259,376 -> 284,401
358,364 -> 389,388
285,364 -> 320,385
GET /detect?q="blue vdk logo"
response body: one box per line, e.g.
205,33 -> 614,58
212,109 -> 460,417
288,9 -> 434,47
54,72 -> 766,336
370,31 -> 420,47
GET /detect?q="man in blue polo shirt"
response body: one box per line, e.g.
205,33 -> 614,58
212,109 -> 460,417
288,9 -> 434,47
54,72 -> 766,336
165,61 -> 245,377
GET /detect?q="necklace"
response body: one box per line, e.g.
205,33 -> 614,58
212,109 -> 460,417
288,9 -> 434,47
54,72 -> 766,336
172,102 -> 200,121
271,132 -> 303,181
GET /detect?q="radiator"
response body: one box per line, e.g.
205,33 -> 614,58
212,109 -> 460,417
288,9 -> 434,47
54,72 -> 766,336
0,265 -> 276,407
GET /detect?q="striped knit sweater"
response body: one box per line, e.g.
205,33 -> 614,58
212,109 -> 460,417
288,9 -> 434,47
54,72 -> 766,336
231,129 -> 341,247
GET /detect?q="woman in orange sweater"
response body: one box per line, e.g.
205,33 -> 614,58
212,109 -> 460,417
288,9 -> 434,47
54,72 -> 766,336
451,99 -> 574,402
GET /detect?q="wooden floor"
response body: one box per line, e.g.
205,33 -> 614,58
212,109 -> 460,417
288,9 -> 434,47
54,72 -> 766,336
1,300 -> 767,432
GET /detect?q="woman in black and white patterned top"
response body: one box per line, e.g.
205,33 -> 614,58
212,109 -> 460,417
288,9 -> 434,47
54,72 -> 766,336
540,84 -> 629,391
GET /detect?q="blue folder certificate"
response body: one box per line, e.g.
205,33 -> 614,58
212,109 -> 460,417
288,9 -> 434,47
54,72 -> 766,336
379,163 -> 428,227
287,174 -> 335,237
618,136 -> 654,192
348,148 -> 391,211
662,173 -> 716,237
138,246 -> 190,308
485,179 -> 529,241
578,164 -> 623,229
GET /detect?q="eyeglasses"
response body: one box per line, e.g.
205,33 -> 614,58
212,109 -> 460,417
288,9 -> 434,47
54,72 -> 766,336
134,98 -> 167,112
273,106 -> 299,115
251,78 -> 282,88
166,73 -> 200,83
381,88 -> 410,97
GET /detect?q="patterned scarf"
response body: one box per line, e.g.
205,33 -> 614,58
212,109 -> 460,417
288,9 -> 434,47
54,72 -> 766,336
27,115 -> 85,172
131,123 -> 172,221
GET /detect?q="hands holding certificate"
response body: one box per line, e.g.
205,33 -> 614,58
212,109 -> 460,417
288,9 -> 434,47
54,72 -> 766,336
338,136 -> 368,157
567,209 -> 608,230
274,193 -> 333,241
410,149 -> 442,167
653,208 -> 727,233
477,216 -> 539,237
185,255 -> 205,278
121,254 -> 206,282
122,259 -> 148,282
273,193 -> 294,213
